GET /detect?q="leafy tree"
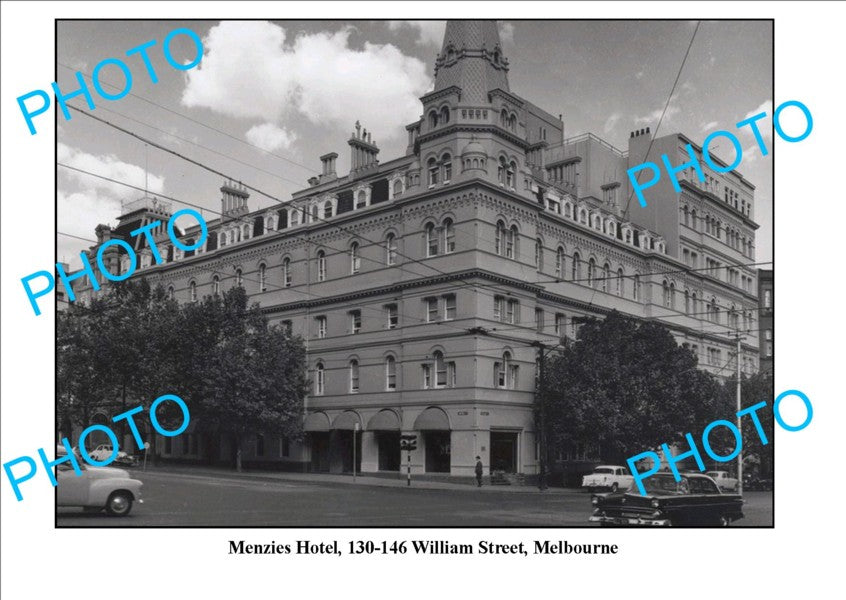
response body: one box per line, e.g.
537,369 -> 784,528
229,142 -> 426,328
541,311 -> 725,466
186,286 -> 307,471
56,281 -> 307,470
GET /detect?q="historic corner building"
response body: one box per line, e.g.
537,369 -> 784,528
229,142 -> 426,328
71,21 -> 763,478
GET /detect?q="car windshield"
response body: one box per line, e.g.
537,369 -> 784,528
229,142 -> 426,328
629,475 -> 688,495
706,472 -> 721,477
594,468 -> 614,474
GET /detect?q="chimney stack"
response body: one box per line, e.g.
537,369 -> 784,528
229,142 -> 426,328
319,152 -> 338,183
348,120 -> 380,174
220,178 -> 250,217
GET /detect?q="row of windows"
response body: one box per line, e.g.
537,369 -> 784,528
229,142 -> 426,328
313,351 -> 518,395
544,195 -> 665,253
313,296 -> 455,339
681,205 -> 754,257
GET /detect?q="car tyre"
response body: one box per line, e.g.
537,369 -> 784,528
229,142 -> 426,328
611,483 -> 619,493
718,516 -> 731,527
105,491 -> 133,517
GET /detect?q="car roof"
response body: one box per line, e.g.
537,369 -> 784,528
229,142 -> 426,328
595,465 -> 626,469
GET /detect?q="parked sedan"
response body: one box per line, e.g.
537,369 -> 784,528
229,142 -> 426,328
582,465 -> 634,493
56,446 -> 143,516
589,472 -> 743,527
706,470 -> 739,492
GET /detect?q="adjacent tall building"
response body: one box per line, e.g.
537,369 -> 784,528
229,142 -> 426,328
69,21 -> 763,478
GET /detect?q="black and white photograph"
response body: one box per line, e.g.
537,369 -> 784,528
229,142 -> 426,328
1,1 -> 839,597
50,17 -> 774,528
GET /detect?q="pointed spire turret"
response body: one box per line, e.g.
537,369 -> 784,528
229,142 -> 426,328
433,20 -> 509,103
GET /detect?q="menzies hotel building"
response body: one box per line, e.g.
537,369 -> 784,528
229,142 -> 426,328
70,21 -> 762,478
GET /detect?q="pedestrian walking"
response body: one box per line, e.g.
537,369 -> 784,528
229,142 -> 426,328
475,456 -> 483,487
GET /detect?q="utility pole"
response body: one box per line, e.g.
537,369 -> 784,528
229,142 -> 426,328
736,332 -> 743,494
537,342 -> 548,491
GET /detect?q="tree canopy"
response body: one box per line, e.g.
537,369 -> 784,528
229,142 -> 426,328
57,280 -> 307,470
542,311 -> 730,465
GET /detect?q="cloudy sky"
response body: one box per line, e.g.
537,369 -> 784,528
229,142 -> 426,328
56,19 -> 772,266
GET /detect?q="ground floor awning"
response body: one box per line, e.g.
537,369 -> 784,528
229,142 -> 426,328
303,411 -> 331,432
413,407 -> 450,431
368,410 -> 400,431
332,411 -> 362,431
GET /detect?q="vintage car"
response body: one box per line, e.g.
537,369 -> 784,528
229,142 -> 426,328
706,470 -> 739,492
581,465 -> 634,493
589,472 -> 743,527
86,444 -> 139,467
56,446 -> 143,516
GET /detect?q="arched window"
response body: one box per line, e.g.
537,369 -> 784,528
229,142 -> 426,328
442,154 -> 452,182
212,275 -> 220,295
683,205 -> 689,227
602,263 -> 610,293
684,290 -> 690,314
190,281 -> 197,302
428,158 -> 439,186
356,190 -> 367,209
690,209 -> 697,231
317,250 -> 326,282
442,219 -> 455,254
495,221 -> 506,255
259,264 -> 266,292
291,208 -> 300,226
426,223 -> 438,257
497,156 -> 507,184
315,362 -> 325,396
669,282 -> 676,309
663,281 -> 670,308
616,268 -> 624,296
556,248 -> 564,279
311,204 -> 319,222
579,208 -> 588,225
495,351 -> 518,389
235,268 -> 243,288
691,292 -> 698,314
350,242 -> 360,274
433,351 -> 447,388
349,360 -> 359,393
633,274 -> 641,301
323,201 -> 334,219
572,252 -> 581,281
507,161 -> 516,188
535,239 -> 543,271
386,356 -> 397,390
393,179 -> 403,197
587,258 -> 596,288
386,234 -> 397,265
500,109 -> 508,127
428,110 -> 438,129
440,106 -> 450,124
167,286 -> 174,300
506,224 -> 518,259
282,258 -> 291,287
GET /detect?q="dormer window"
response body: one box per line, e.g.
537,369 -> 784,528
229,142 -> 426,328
356,190 -> 367,209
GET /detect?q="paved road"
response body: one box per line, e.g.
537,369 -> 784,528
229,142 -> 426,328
56,470 -> 773,527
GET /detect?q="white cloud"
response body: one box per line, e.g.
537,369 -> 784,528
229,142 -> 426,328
634,71 -> 644,80
245,122 -> 297,152
603,113 -> 621,134
387,20 -> 445,46
58,142 -> 164,198
57,143 -> 166,268
700,120 -> 719,133
634,103 -> 680,127
742,100 -> 774,140
182,21 -> 432,138
498,22 -> 515,45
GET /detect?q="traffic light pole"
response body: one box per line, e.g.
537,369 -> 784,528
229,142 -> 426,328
538,342 -> 548,491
